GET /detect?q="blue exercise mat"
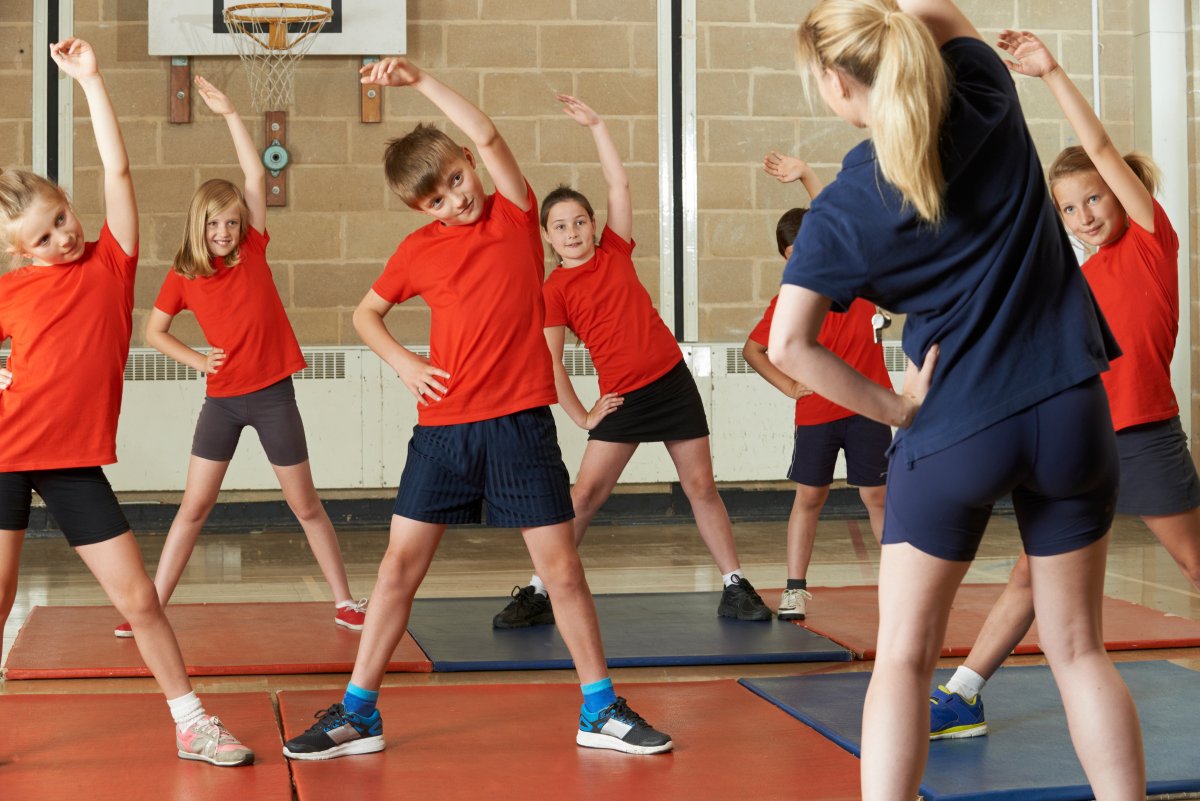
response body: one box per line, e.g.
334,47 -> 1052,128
740,661 -> 1200,801
406,591 -> 852,671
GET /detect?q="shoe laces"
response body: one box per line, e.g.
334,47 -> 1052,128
782,588 -> 813,601
508,585 -> 540,609
342,598 -> 368,614
601,697 -> 649,728
730,575 -> 764,601
193,715 -> 237,745
309,704 -> 350,732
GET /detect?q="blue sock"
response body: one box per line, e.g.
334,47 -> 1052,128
581,677 -> 617,715
343,682 -> 379,718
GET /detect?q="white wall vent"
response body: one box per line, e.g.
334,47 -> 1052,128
296,350 -> 346,380
124,352 -> 201,381
725,346 -> 755,375
883,341 -> 907,372
561,346 -> 597,377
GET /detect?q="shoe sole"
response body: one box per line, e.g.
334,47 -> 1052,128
177,750 -> 256,767
930,723 -> 988,741
114,628 -> 133,638
776,611 -> 806,621
334,619 -> 365,631
576,731 -> 673,755
283,735 -> 386,761
492,615 -> 555,629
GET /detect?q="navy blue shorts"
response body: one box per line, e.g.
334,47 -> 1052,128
788,414 -> 891,487
192,377 -> 308,466
883,377 -> 1117,561
392,406 -> 574,529
0,467 -> 130,547
1115,416 -> 1200,516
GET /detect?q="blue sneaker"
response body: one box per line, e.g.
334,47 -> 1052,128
282,703 -> 385,760
577,697 -> 673,755
929,685 -> 988,740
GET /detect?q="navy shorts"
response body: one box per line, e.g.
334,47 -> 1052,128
392,406 -> 575,529
883,377 -> 1118,561
1115,416 -> 1200,516
0,467 -> 130,547
788,414 -> 892,487
192,377 -> 308,466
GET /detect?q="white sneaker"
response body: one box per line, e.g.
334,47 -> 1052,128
777,588 -> 813,620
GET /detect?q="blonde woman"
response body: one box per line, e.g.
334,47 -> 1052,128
766,1 -> 1144,799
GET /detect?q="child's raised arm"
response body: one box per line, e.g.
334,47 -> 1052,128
763,151 -> 824,201
558,95 -> 631,241
50,38 -> 136,255
195,76 -> 267,232
361,58 -> 527,210
998,30 -> 1154,232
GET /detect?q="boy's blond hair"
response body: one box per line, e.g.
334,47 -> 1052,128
173,178 -> 249,279
384,124 -> 464,208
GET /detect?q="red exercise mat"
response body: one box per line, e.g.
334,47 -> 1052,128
4,602 -> 431,679
0,691 -> 291,801
762,584 -> 1200,659
280,679 -> 862,801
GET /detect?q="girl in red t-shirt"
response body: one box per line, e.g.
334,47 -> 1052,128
0,40 -> 251,766
127,78 -> 364,637
932,29 -> 1200,743
492,95 -> 770,629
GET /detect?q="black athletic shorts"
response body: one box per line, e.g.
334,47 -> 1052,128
0,467 -> 130,546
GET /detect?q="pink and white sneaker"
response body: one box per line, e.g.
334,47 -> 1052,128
335,599 -> 368,631
114,621 -> 133,638
177,715 -> 255,767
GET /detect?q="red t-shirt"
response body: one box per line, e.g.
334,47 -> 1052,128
749,296 -> 892,426
155,227 -> 306,398
0,223 -> 136,470
543,227 -> 681,396
1081,200 -> 1179,432
372,182 -> 556,425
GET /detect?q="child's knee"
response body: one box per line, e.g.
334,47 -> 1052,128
113,578 -> 163,622
794,485 -> 830,512
571,482 -> 608,516
859,484 -> 886,508
681,474 -> 720,505
287,494 -> 325,523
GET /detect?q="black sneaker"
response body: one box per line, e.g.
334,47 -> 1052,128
577,697 -> 673,755
492,585 -> 554,629
282,703 -> 384,761
717,575 -> 772,621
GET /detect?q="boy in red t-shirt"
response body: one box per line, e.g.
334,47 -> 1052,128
282,58 -> 670,761
744,152 -> 893,621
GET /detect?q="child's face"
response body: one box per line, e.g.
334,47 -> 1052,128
543,200 -> 596,267
205,204 -> 243,259
416,149 -> 486,226
1053,171 -> 1127,248
12,192 -> 84,266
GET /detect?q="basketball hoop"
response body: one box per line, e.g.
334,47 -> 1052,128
223,2 -> 332,111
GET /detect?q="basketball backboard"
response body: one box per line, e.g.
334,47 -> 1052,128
148,1 -> 406,56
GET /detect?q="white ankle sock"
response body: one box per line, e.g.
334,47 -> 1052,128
529,574 -> 547,597
945,666 -> 987,700
721,569 -> 744,588
167,691 -> 206,730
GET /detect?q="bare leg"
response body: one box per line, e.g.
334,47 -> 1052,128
76,531 -> 192,699
787,484 -> 829,580
861,542 -> 971,801
153,456 -> 230,605
524,521 -> 607,683
961,551 -> 1034,680
664,436 -> 740,574
348,516 -> 444,691
0,530 -> 25,634
274,460 -> 353,603
858,484 -> 887,544
569,441 -> 638,547
1141,507 -> 1200,590
1029,534 -> 1145,800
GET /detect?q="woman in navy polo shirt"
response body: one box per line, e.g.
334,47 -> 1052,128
767,1 -> 1144,799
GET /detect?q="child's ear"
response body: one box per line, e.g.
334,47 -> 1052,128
784,244 -> 794,259
461,147 -> 476,168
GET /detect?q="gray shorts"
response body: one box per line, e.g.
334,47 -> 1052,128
192,377 -> 309,466
1115,416 -> 1200,517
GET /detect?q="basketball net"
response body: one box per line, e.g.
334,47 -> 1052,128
223,3 -> 332,111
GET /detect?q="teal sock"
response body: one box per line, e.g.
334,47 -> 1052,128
581,677 -> 617,714
786,578 -> 807,590
343,682 -> 379,718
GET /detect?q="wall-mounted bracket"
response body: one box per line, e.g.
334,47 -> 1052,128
360,56 -> 381,124
169,56 -> 190,124
265,111 -> 288,206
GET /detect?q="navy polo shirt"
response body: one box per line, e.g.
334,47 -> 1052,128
782,37 -> 1119,464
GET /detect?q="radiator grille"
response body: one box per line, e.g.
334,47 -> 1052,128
125,352 -> 201,381
296,350 -> 345,380
562,347 -> 597,377
725,347 -> 755,374
726,343 -> 907,375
